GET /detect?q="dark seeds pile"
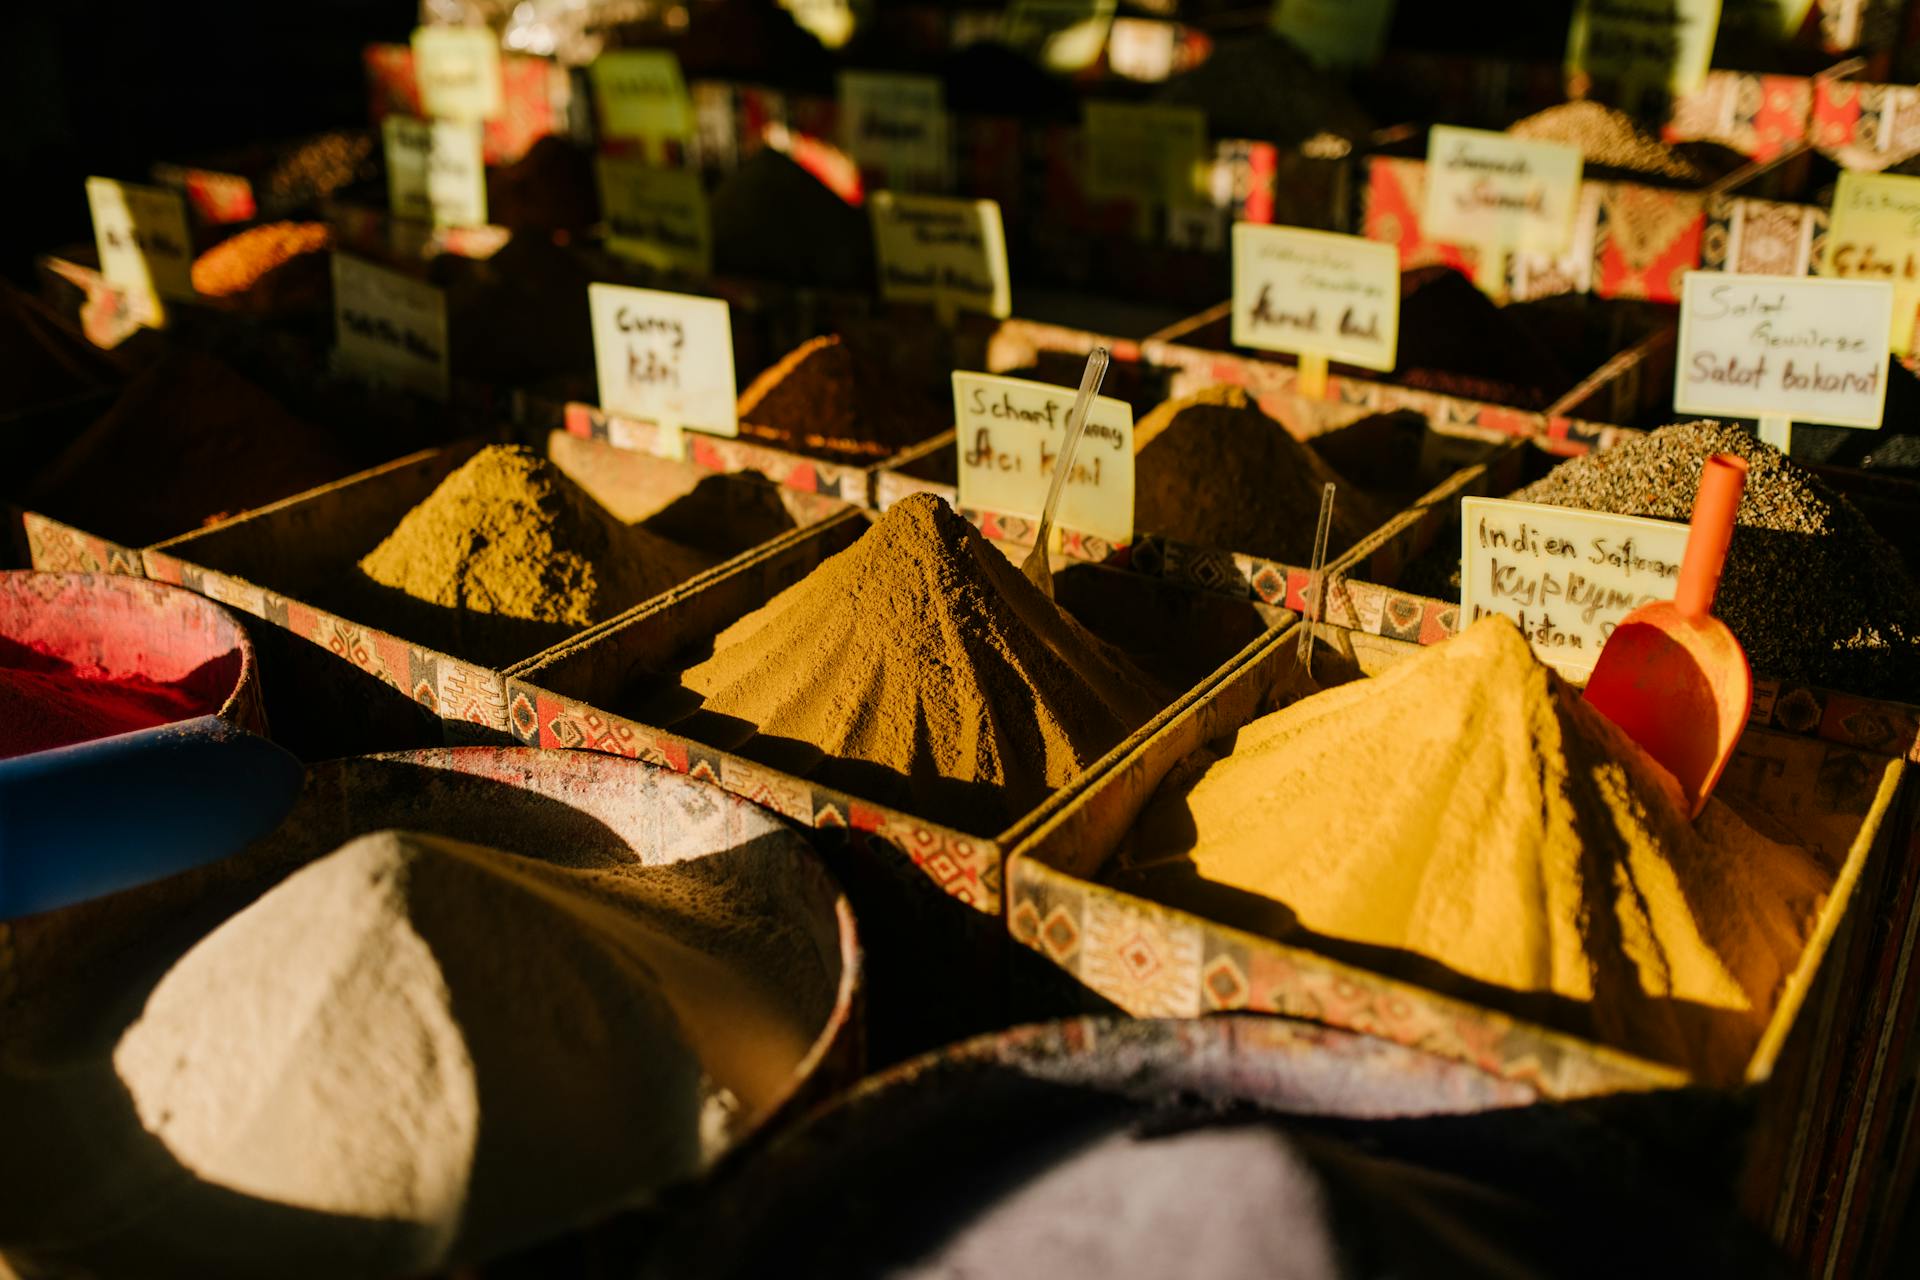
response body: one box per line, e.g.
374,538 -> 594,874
1511,421 -> 1920,699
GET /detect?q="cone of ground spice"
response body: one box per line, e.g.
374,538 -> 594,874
26,351 -> 351,546
1510,421 -> 1920,699
1121,616 -> 1831,1080
711,149 -> 873,290
660,494 -> 1164,834
735,334 -> 949,463
1133,386 -> 1389,562
356,444 -> 713,667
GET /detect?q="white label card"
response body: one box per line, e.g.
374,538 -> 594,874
1459,496 -> 1690,681
953,370 -> 1134,546
87,177 -> 194,315
383,116 -> 487,228
1231,223 -> 1400,371
839,71 -> 952,193
412,25 -> 501,122
597,159 -> 712,275
1566,0 -> 1721,108
589,283 -> 737,438
332,253 -> 449,401
870,192 -> 1012,320
591,50 -> 695,149
1422,125 -> 1584,257
1675,271 -> 1893,429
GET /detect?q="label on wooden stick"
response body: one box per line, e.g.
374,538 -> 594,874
1422,126 -> 1583,258
1231,223 -> 1400,372
953,370 -> 1134,546
870,192 -> 1011,319
332,254 -> 449,401
87,177 -> 194,318
1459,496 -> 1690,681
589,282 -> 737,440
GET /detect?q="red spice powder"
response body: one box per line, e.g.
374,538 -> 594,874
0,647 -> 212,759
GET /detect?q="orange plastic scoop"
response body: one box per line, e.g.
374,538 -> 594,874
1582,452 -> 1751,818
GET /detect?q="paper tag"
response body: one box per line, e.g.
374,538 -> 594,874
1822,170 -> 1920,356
383,116 -> 487,228
591,51 -> 694,150
780,0 -> 858,49
1675,271 -> 1893,429
412,25 -> 501,121
1083,102 -> 1207,207
1422,125 -> 1584,258
1459,496 -> 1690,681
589,283 -> 737,438
1566,0 -> 1721,109
1268,0 -> 1398,69
87,178 -> 194,317
870,192 -> 1012,320
597,159 -> 712,275
839,71 -> 952,193
953,371 -> 1135,546
1107,18 -> 1180,81
332,254 -> 449,401
1003,0 -> 1117,73
1231,223 -> 1400,372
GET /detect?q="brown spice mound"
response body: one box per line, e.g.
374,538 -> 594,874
190,222 -> 334,298
667,494 -> 1164,834
735,334 -> 948,463
1507,102 -> 1703,182
711,149 -> 873,290
1123,616 -> 1831,1080
357,445 -> 712,666
1134,386 -> 1385,562
26,351 -> 350,546
1393,265 -> 1576,407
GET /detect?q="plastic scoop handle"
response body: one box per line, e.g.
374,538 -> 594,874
1674,452 -> 1747,619
1022,347 -> 1110,598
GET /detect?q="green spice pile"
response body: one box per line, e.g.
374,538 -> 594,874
357,445 -> 712,666
1511,422 -> 1920,698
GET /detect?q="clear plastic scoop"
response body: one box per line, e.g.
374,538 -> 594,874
1021,346 -> 1110,599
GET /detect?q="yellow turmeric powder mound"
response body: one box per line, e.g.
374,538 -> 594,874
1123,616 -> 1830,1079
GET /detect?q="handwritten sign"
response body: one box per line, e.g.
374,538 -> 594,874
589,283 -> 737,440
597,159 -> 712,275
1675,272 -> 1893,429
1231,223 -> 1400,371
332,254 -> 448,401
870,192 -> 1012,320
1268,0 -> 1398,69
1423,126 -> 1584,257
383,116 -> 487,228
1459,496 -> 1690,680
839,71 -> 952,193
1823,170 -> 1920,356
1567,0 -> 1721,109
590,50 -> 694,151
87,178 -> 194,317
953,370 -> 1135,546
1083,102 -> 1207,207
412,25 -> 501,121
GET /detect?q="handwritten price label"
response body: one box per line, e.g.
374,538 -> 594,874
1231,223 -> 1400,372
332,254 -> 449,401
953,370 -> 1135,546
591,50 -> 694,152
87,177 -> 194,320
839,71 -> 952,193
870,191 -> 1011,320
383,116 -> 487,228
1422,126 -> 1583,257
589,282 -> 737,440
597,159 -> 711,275
1459,496 -> 1690,681
1675,271 -> 1892,429
412,25 -> 501,121
1567,0 -> 1720,111
1823,170 -> 1920,356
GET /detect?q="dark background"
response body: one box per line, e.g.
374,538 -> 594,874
0,0 -> 414,283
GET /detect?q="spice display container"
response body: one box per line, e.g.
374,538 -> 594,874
1005,613 -> 1909,1263
140,432 -> 847,760
0,745 -> 861,1277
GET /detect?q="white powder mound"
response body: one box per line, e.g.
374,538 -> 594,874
110,830 -> 707,1276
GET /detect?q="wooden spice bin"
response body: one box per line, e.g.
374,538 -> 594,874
1004,614 -> 1914,1270
139,431 -> 848,761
